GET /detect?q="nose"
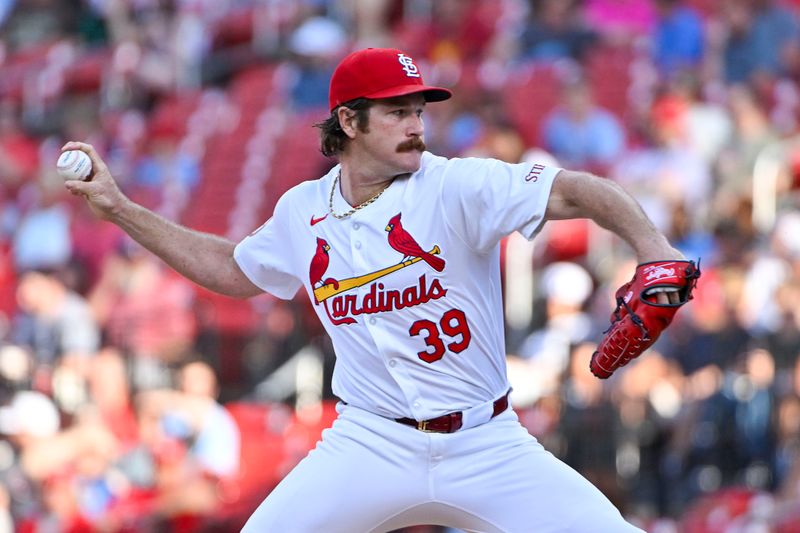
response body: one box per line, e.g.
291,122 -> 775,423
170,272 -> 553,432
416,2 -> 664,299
407,113 -> 424,137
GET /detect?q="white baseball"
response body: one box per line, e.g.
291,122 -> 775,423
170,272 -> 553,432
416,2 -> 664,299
56,150 -> 92,181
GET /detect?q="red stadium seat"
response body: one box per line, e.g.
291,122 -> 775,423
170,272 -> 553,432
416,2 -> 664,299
585,45 -> 634,121
224,402 -> 292,503
63,48 -> 112,94
217,401 -> 338,527
502,64 -> 561,147
212,7 -> 256,49
681,488 -> 758,533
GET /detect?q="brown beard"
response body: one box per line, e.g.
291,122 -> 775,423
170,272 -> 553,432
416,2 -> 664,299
396,137 -> 426,153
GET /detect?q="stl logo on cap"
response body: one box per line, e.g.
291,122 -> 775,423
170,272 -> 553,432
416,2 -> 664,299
328,48 -> 452,111
397,53 -> 420,78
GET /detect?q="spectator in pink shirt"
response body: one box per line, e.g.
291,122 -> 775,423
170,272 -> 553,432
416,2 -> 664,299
584,0 -> 657,43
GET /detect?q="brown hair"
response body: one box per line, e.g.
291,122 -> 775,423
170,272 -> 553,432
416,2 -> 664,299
315,98 -> 374,157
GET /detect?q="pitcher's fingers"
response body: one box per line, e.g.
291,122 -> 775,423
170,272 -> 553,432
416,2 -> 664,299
66,186 -> 88,200
64,178 -> 94,196
61,142 -> 108,174
656,292 -> 669,305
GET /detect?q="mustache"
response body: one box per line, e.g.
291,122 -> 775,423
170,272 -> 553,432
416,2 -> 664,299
396,137 -> 426,153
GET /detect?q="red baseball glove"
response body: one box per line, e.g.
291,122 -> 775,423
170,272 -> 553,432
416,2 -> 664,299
590,260 -> 701,379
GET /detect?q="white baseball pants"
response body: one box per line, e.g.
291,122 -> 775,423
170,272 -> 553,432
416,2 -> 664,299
242,403 -> 644,532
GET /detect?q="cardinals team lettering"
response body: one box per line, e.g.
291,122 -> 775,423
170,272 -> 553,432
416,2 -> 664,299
329,276 -> 447,319
308,212 -> 448,326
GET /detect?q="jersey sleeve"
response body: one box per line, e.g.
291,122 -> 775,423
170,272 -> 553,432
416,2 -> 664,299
439,157 -> 561,252
234,194 -> 303,299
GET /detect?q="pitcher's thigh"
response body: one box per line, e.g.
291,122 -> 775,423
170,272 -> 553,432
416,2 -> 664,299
438,427 -> 642,532
497,448 -> 642,532
242,419 -> 427,533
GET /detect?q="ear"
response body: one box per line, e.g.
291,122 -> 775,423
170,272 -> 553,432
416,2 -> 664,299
337,107 -> 359,139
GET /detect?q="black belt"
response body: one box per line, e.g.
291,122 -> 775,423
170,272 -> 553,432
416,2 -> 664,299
395,391 -> 510,433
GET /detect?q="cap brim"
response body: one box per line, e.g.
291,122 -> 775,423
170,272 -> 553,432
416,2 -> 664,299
364,84 -> 452,103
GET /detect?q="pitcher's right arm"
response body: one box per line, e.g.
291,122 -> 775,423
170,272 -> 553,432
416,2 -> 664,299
62,142 -> 262,299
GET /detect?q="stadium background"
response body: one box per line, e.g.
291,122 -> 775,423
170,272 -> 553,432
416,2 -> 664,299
0,0 -> 800,531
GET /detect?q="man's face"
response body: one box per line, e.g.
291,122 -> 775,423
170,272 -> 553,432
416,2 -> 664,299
351,94 -> 427,175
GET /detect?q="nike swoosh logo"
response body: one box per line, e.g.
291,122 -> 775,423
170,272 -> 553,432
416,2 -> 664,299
310,214 -> 328,226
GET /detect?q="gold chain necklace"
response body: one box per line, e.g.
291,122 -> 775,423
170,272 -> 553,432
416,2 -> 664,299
328,170 -> 392,220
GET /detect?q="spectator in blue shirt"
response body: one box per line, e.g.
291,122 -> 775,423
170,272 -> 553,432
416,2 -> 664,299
652,0 -> 705,78
723,0 -> 800,83
518,0 -> 597,63
541,77 -> 625,171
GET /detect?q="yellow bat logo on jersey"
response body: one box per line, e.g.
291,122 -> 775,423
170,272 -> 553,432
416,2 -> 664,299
313,245 -> 441,303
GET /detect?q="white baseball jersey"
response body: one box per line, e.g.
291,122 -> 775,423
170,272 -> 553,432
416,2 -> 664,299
234,152 -> 560,421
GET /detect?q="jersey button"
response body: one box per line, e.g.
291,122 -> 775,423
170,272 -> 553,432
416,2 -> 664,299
369,317 -> 377,325
353,222 -> 360,230
413,402 -> 421,409
388,359 -> 397,367
354,241 -> 362,249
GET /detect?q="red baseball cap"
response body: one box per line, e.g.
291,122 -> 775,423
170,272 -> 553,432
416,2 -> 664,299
329,48 -> 452,111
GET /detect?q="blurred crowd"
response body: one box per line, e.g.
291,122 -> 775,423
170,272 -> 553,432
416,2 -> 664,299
1,0 -> 800,531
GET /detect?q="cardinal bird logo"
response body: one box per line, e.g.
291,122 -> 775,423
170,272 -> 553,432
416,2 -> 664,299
309,237 -> 339,303
308,223 -> 446,327
385,213 -> 445,272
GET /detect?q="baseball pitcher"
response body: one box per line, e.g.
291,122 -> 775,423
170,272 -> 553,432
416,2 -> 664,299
63,48 -> 698,532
